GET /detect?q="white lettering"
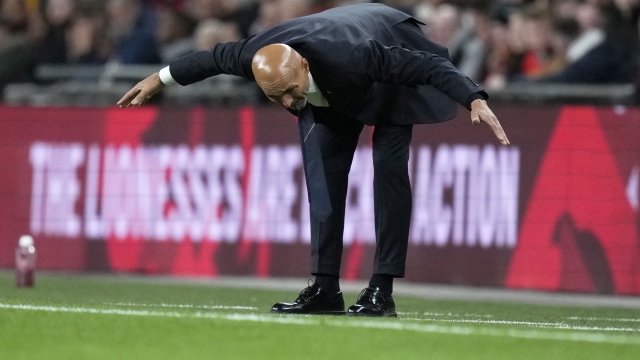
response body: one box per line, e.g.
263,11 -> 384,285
344,148 -> 375,244
496,147 -> 521,247
29,142 -> 48,235
27,141 -> 520,249
410,146 -> 432,244
29,143 -> 83,237
223,146 -> 244,242
431,144 -> 453,247
411,144 -> 520,249
465,146 -> 481,246
84,144 -> 103,238
451,146 -> 470,246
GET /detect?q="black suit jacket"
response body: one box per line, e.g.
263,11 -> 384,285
170,3 -> 486,125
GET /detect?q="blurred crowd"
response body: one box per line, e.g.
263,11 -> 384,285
1,0 -> 639,91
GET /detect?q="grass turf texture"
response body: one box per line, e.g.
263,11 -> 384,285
1,272 -> 639,359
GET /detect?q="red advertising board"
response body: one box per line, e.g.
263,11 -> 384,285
0,104 -> 638,295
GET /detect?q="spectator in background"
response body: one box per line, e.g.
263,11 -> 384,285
0,0 -> 29,36
154,0 -> 188,11
185,0 -> 224,20
0,0 -> 38,87
107,0 -> 160,64
65,3 -> 109,63
218,0 -> 260,38
278,0 -> 313,23
568,0 -> 606,63
35,0 -> 76,65
193,19 -> 240,51
537,0 -> 635,83
0,0 -> 638,96
413,0 -> 437,27
466,3 -> 493,83
0,20 -> 11,46
428,3 -> 487,80
186,0 -> 259,38
603,0 -> 640,51
249,0 -> 280,35
382,0 -> 421,16
483,4 -> 525,88
156,5 -> 196,63
0,0 -> 31,54
429,4 -> 460,46
550,0 -> 580,19
519,6 -> 553,78
536,18 -> 580,76
249,0 -> 312,35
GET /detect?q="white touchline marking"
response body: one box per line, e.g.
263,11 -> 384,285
409,318 -> 564,326
331,320 -> 640,345
397,313 -> 640,324
2,303 -> 640,345
103,302 -> 258,310
397,311 -> 494,318
567,316 -> 640,323
407,318 -> 640,332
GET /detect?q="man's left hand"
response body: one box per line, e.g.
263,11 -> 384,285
117,72 -> 165,108
470,99 -> 510,146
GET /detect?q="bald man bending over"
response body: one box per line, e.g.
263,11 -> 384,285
118,3 -> 509,317
252,44 -> 312,111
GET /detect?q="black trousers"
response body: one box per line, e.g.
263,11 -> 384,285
298,105 -> 413,278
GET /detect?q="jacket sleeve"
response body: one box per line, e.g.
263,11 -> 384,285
344,39 -> 487,108
168,38 -> 253,86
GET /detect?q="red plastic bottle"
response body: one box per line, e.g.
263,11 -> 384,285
15,235 -> 36,288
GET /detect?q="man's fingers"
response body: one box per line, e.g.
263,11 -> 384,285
117,73 -> 164,108
118,88 -> 137,105
121,88 -> 152,107
496,129 -> 509,145
501,130 -> 511,145
471,115 -> 480,125
481,113 -> 510,146
491,119 -> 510,146
117,88 -> 141,108
131,92 -> 148,106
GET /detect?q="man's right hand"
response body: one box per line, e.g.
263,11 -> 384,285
470,99 -> 510,146
117,72 -> 165,108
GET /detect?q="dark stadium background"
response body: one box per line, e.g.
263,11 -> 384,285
2,0 -> 640,295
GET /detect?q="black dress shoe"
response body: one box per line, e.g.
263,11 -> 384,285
347,286 -> 397,317
270,282 -> 345,315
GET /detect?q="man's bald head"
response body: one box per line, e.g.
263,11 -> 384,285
252,44 -> 310,110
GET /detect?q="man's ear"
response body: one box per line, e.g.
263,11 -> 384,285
302,58 -> 309,73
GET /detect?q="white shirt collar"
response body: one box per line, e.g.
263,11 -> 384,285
308,72 -> 318,93
306,72 -> 329,107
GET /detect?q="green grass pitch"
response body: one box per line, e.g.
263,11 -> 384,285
1,271 -> 639,360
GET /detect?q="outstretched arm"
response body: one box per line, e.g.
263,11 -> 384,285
345,40 -> 482,105
169,39 -> 251,85
345,40 -> 510,145
118,39 -> 251,107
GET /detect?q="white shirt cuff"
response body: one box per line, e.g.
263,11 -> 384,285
159,66 -> 176,85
